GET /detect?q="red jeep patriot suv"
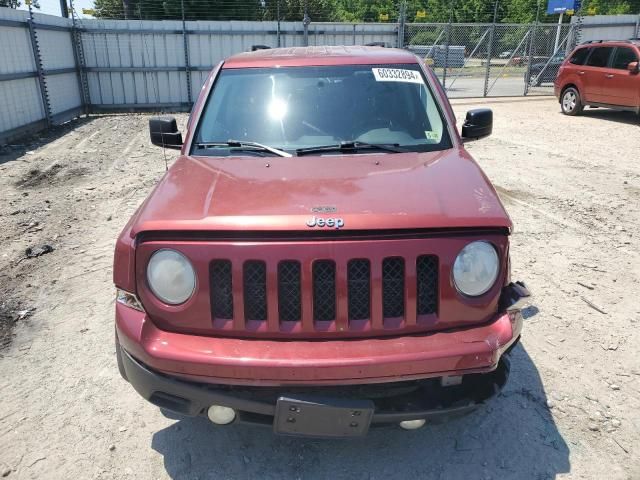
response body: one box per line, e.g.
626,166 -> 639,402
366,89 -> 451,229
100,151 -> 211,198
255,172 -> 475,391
114,46 -> 529,438
555,39 -> 640,116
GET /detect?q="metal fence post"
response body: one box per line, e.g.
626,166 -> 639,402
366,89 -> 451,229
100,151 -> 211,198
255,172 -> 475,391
574,5 -> 585,46
483,24 -> 495,97
397,1 -> 406,48
303,0 -> 310,46
276,0 -> 281,47
70,0 -> 90,115
181,0 -> 192,104
524,23 -> 537,96
27,5 -> 52,127
442,22 -> 451,89
483,0 -> 499,97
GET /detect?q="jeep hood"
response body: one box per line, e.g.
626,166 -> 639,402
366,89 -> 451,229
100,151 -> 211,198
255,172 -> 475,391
130,149 -> 512,235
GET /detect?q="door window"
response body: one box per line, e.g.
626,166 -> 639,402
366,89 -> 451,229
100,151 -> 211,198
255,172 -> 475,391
611,47 -> 639,70
569,48 -> 589,65
586,47 -> 613,68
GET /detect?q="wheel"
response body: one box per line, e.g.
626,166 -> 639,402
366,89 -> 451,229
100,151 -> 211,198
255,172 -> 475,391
561,87 -> 583,116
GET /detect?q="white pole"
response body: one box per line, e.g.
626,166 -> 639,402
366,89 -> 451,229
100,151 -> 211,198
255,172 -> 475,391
554,12 -> 564,52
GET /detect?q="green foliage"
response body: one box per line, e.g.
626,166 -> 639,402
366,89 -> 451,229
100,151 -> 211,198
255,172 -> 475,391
581,0 -> 639,15
94,0 -> 124,18
90,0 -> 640,21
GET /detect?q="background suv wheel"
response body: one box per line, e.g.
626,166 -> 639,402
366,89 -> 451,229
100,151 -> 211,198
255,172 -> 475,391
561,87 -> 583,116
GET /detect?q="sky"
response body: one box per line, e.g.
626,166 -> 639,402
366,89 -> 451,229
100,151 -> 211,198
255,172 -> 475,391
18,0 -> 96,18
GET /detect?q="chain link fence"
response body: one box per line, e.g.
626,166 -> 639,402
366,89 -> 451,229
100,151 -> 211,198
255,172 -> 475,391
404,22 -> 580,98
3,2 -> 640,143
65,1 -> 640,105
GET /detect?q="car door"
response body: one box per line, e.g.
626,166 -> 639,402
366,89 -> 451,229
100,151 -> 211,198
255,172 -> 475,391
581,46 -> 614,103
601,46 -> 640,107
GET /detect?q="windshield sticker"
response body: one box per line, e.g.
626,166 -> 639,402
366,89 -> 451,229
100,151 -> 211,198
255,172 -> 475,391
372,68 -> 424,84
424,131 -> 440,141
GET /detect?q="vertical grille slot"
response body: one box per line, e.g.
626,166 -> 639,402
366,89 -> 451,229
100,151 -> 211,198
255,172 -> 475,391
210,260 -> 233,319
278,261 -> 301,322
348,259 -> 370,321
312,260 -> 336,321
243,261 -> 267,321
382,257 -> 405,318
417,255 -> 438,315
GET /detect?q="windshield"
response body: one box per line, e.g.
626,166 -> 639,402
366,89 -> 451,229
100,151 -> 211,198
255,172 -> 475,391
193,64 -> 452,156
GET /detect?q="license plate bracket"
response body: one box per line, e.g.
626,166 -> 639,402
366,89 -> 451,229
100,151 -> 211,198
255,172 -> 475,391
274,395 -> 374,438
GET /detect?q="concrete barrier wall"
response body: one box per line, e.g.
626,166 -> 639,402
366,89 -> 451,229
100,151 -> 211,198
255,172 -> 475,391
0,8 -> 83,144
1,7 -> 638,145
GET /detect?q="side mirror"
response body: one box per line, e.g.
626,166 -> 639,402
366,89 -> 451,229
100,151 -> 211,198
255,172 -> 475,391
149,116 -> 182,149
627,61 -> 639,73
461,108 -> 493,142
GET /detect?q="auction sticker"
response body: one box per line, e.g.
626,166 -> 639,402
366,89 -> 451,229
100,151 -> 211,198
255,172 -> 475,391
372,68 -> 424,84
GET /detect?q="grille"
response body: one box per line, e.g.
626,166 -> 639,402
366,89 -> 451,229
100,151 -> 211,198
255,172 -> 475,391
417,255 -> 438,315
208,254 -> 438,333
243,261 -> 267,321
348,259 -> 370,320
382,257 -> 405,318
278,261 -> 301,322
210,260 -> 233,319
312,260 -> 336,321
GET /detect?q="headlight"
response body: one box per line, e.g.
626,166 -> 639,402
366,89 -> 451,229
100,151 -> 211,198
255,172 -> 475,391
146,249 -> 196,305
453,241 -> 499,297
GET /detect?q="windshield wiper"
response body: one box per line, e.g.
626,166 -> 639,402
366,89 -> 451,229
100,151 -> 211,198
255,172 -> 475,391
296,141 -> 406,156
195,140 -> 292,157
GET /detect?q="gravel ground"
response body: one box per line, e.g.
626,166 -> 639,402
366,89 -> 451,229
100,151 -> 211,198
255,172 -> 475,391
0,98 -> 639,480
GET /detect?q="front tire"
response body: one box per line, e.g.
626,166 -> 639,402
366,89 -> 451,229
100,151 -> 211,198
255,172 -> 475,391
561,87 -> 583,116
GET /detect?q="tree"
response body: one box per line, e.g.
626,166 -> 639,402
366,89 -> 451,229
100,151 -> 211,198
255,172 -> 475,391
581,0 -> 639,15
91,0 -> 640,21
94,0 -> 124,18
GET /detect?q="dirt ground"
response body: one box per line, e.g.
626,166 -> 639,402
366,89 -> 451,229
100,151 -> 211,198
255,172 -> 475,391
0,98 -> 639,479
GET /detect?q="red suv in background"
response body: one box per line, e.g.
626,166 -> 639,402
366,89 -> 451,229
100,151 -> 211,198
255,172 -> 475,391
555,39 -> 640,116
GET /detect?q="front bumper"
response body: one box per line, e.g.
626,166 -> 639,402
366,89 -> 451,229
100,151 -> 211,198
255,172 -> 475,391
117,282 -> 528,434
118,344 -> 513,426
116,282 -> 527,386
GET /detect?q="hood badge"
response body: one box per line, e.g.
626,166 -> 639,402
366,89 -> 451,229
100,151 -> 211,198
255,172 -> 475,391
311,205 -> 337,214
306,216 -> 344,229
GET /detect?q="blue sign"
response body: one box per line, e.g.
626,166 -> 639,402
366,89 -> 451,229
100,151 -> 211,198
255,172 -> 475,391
546,0 -> 581,14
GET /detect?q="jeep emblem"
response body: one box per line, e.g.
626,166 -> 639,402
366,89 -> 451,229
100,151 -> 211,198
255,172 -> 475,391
306,216 -> 344,229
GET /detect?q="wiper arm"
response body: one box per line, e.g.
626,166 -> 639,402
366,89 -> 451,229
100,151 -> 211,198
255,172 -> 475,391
296,141 -> 406,156
195,140 -> 292,157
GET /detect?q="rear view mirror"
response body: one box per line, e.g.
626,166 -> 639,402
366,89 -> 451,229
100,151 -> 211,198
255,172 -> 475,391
627,61 -> 639,73
461,108 -> 493,141
149,116 -> 182,149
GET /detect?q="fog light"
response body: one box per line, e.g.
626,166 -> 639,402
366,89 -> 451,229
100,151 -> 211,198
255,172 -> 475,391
207,405 -> 236,425
399,419 -> 426,430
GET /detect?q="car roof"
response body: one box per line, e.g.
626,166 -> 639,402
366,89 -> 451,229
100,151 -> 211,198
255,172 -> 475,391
222,45 -> 420,69
578,39 -> 640,48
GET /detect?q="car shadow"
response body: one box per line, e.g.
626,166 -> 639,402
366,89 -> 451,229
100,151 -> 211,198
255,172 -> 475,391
579,108 -> 639,125
151,344 -> 569,479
